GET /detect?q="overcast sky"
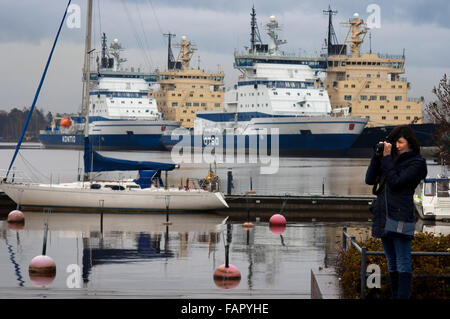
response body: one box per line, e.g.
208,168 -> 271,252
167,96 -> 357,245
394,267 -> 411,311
1,0 -> 449,115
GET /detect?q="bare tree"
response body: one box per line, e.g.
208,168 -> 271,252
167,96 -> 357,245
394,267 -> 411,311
425,74 -> 450,165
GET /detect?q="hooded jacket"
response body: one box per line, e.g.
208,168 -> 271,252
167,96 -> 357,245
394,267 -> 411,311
365,150 -> 427,239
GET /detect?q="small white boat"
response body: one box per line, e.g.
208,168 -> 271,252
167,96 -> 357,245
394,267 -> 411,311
414,177 -> 450,221
0,180 -> 228,212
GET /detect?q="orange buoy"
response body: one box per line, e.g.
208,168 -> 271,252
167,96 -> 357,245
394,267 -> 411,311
60,117 -> 72,128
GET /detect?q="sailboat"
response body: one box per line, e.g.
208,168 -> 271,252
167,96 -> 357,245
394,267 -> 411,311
0,0 -> 228,212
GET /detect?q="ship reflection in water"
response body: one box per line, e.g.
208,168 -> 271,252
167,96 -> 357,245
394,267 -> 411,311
0,211 -> 378,296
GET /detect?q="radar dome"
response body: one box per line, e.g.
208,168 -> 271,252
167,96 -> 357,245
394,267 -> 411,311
181,35 -> 187,40
113,39 -> 119,44
270,15 -> 276,21
353,13 -> 359,18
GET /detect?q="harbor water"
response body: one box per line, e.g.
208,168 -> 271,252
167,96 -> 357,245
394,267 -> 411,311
0,144 -> 447,298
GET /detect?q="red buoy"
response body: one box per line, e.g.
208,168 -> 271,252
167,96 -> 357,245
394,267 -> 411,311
29,255 -> 56,287
213,264 -> 241,289
269,213 -> 286,226
7,210 -> 25,223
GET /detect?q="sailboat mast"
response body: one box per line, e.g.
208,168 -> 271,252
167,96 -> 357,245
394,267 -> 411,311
82,0 -> 93,138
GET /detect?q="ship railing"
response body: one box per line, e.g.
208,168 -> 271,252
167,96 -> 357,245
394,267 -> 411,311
376,53 -> 404,60
0,168 -> 36,185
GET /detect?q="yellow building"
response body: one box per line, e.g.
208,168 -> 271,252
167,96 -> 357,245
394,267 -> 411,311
325,13 -> 424,127
154,36 -> 225,128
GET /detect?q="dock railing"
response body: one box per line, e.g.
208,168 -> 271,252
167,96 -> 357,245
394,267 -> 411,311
342,227 -> 450,299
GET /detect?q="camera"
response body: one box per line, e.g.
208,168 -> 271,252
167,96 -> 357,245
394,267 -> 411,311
374,143 -> 384,154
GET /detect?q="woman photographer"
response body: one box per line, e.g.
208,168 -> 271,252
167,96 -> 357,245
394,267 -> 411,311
365,125 -> 427,299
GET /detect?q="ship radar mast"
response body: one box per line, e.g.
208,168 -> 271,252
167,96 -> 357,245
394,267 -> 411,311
250,5 -> 263,53
341,13 -> 368,57
109,38 -> 127,71
174,36 -> 197,70
266,15 -> 286,55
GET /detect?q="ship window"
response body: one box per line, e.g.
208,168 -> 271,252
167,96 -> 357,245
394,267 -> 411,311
361,96 -> 367,100
121,101 -> 125,104
393,105 -> 398,109
406,116 -> 411,120
395,96 -> 402,101
394,116 -> 398,120
380,96 -> 386,100
344,95 -> 352,100
382,116 -> 386,120
300,130 -> 312,135
380,105 -> 384,109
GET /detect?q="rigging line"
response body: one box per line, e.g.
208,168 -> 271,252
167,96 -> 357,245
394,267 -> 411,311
146,0 -> 167,47
17,152 -> 50,182
5,0 -> 72,180
120,0 -> 152,71
135,1 -> 155,69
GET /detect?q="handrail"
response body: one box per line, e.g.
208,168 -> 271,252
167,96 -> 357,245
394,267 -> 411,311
342,227 -> 450,299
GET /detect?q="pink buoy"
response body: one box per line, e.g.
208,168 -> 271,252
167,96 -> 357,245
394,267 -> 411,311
213,264 -> 241,289
29,255 -> 56,287
269,213 -> 286,226
7,210 -> 25,223
270,223 -> 286,235
243,221 -> 254,229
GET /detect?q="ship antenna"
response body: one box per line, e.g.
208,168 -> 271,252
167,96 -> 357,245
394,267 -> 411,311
250,5 -> 262,53
163,32 -> 176,70
323,5 -> 338,56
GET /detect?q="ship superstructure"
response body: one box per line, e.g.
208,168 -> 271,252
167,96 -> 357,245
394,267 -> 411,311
325,12 -> 424,128
154,35 -> 225,128
162,8 -> 368,155
39,34 -> 180,150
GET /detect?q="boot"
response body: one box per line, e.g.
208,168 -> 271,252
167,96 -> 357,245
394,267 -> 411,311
388,271 -> 399,299
397,272 -> 412,299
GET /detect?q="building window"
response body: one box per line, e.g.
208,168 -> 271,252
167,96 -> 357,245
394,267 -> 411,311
215,103 -> 221,107
380,96 -> 387,100
406,116 -> 411,120
406,105 -> 411,109
365,84 -> 370,88
395,96 -> 402,101
360,95 -> 368,100
344,84 -> 348,88
172,102 -> 178,107
351,84 -> 356,88
364,105 -> 369,109
369,96 -> 377,100
344,95 -> 352,100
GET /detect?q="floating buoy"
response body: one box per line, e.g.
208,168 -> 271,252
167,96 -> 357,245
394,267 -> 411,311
270,223 -> 286,235
269,213 -> 286,226
243,221 -> 254,229
8,222 -> 24,231
247,189 -> 256,194
29,255 -> 56,287
7,210 -> 25,224
213,264 -> 241,289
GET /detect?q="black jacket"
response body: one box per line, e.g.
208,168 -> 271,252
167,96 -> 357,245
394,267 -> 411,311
365,151 -> 427,239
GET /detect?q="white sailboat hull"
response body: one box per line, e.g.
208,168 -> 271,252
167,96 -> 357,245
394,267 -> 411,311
1,181 -> 229,212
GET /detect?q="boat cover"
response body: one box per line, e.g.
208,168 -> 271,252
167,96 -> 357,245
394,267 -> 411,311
84,137 -> 176,173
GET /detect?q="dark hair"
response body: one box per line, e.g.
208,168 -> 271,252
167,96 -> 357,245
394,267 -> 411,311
387,125 -> 421,155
